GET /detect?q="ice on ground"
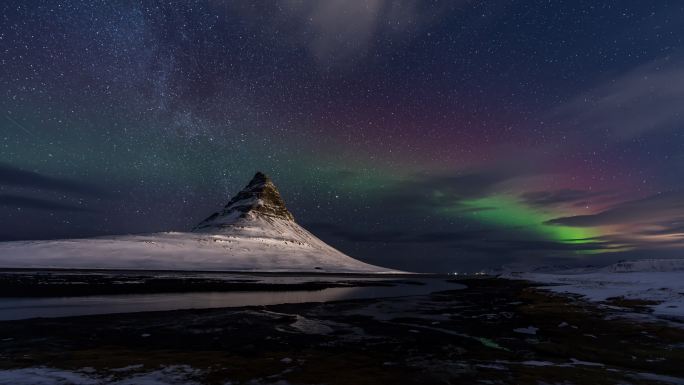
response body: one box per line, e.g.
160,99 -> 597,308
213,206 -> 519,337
631,372 -> 684,385
520,360 -> 555,367
569,358 -> 604,367
289,315 -> 334,335
113,365 -> 201,385
513,326 -> 538,335
491,359 -> 607,369
0,367 -> 100,385
0,365 -> 201,385
109,365 -> 144,373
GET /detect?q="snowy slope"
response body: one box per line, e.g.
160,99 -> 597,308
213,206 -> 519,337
0,173 -> 400,274
600,259 -> 684,273
0,225 -> 393,273
502,259 -> 684,319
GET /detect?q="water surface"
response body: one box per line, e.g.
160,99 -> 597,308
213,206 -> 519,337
0,276 -> 461,320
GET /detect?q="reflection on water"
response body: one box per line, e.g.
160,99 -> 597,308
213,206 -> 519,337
0,278 -> 462,321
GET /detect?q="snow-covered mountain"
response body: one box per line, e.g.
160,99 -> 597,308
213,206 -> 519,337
0,173 -> 400,273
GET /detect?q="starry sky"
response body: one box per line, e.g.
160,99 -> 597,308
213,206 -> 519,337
2,1 -> 684,272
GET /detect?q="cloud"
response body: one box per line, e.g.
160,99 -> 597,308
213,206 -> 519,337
291,0 -> 385,62
0,194 -> 93,212
521,189 -> 614,208
224,1 -> 456,66
547,191 -> 684,227
641,218 -> 684,236
0,163 -> 104,196
550,56 -> 684,140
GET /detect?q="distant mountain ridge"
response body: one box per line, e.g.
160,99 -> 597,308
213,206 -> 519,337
499,258 -> 684,275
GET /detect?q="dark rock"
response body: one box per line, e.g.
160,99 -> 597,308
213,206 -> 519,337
194,172 -> 294,230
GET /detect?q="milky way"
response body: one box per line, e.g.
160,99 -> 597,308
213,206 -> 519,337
2,1 -> 684,271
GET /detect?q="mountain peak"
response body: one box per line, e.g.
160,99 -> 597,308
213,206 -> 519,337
194,172 -> 294,231
247,171 -> 270,187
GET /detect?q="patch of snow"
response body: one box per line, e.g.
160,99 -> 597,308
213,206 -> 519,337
0,367 -> 101,385
492,359 -> 606,369
0,365 -> 201,385
520,360 -> 554,367
501,260 -> 684,319
631,372 -> 684,385
112,365 -> 201,385
109,365 -> 144,373
513,326 -> 538,335
289,315 -> 334,335
569,358 -> 604,367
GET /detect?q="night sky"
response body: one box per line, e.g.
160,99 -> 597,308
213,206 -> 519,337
2,1 -> 684,272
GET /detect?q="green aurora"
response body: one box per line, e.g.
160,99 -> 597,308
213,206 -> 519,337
435,194 -> 622,253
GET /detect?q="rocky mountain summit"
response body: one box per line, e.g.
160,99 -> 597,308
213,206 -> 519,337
194,172 -> 295,231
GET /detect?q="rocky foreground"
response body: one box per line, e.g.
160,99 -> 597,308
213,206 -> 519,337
1,278 -> 683,384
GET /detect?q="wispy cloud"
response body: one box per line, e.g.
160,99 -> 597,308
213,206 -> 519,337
550,56 -> 684,140
0,194 -> 93,212
224,1 -> 457,66
0,163 -> 107,214
0,163 -> 105,196
545,191 -> 684,250
547,191 -> 684,228
521,189 -> 615,209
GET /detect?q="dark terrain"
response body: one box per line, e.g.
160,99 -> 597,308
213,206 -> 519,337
0,269 -> 406,297
0,278 -> 683,384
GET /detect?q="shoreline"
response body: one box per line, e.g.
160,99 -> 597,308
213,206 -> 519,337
1,278 -> 682,384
